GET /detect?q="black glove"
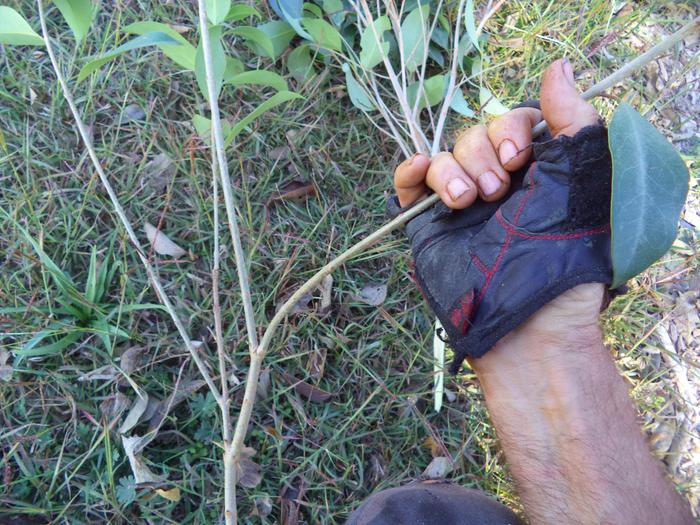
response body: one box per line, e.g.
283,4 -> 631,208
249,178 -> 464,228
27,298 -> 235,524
389,124 -> 613,372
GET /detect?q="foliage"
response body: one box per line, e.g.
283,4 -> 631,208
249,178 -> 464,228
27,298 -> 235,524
609,103 -> 689,287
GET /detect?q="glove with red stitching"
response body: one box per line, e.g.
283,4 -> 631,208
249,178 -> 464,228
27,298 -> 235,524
389,124 -> 612,371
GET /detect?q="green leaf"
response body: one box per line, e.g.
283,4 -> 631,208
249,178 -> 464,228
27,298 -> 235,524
78,32 -> 181,82
359,15 -> 390,69
225,91 -> 303,146
479,87 -> 508,115
401,4 -> 430,73
464,0 -> 480,52
609,103 -> 689,287
85,246 -> 99,304
195,26 -> 226,101
17,332 -> 82,358
242,20 -> 295,60
205,0 -> 231,25
449,88 -> 474,117
322,0 -> 345,26
124,21 -> 196,70
192,114 -> 233,143
231,25 -> 275,58
223,56 -> 245,81
226,3 -> 262,22
302,18 -> 342,52
342,63 -> 374,112
287,45 -> 315,83
225,70 -> 288,91
53,0 -> 95,44
0,6 -> 44,46
408,74 -> 446,111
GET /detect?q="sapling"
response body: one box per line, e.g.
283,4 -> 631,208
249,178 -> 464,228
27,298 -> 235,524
1,2 -> 696,524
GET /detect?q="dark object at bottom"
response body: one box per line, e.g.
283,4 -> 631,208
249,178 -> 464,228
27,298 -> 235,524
346,481 -> 523,525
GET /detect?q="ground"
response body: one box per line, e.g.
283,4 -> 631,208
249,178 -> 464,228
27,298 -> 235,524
0,0 -> 698,523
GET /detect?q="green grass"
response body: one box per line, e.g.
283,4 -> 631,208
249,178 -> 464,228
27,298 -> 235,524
1,0 -> 698,523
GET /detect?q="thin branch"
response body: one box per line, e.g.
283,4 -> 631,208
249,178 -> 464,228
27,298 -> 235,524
532,14 -> 700,137
196,1 -> 259,353
35,0 -> 222,403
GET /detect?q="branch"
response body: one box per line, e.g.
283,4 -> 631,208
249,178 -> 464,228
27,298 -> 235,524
35,0 -> 222,403
196,1 -> 259,353
532,15 -> 700,137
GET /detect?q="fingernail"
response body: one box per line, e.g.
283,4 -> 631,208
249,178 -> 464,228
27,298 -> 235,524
407,153 -> 420,166
478,171 -> 501,196
447,178 -> 470,201
561,58 -> 575,88
498,139 -> 518,166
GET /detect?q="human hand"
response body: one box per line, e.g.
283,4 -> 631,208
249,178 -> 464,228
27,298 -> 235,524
391,59 -> 611,371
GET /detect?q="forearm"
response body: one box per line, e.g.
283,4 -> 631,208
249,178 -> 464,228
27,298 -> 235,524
470,286 -> 693,525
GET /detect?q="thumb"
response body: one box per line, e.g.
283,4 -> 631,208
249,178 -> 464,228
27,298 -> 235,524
540,59 -> 600,138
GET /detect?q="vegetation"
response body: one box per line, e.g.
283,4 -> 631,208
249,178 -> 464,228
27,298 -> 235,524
0,0 -> 697,523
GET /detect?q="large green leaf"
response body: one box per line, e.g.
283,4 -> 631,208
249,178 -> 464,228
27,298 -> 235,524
53,0 -> 95,44
224,91 -> 303,146
205,0 -> 231,25
609,103 -> 689,287
231,25 -> 275,58
449,88 -> 475,117
225,70 -> 288,91
479,87 -> 508,115
359,15 -> 390,69
195,26 -> 226,101
302,18 -> 342,52
408,74 -> 446,111
245,20 -> 295,59
287,45 -> 315,83
400,4 -> 430,73
0,6 -> 44,46
78,32 -> 181,82
342,63 -> 374,112
226,3 -> 261,22
124,21 -> 196,70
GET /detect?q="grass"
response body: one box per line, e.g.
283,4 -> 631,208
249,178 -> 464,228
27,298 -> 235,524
1,0 -> 698,523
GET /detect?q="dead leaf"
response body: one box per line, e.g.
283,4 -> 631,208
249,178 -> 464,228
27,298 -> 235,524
120,346 -> 143,375
254,495 -> 273,517
122,435 -> 167,484
422,456 -> 453,479
100,392 -> 131,424
356,283 -> 388,306
318,275 -> 333,315
155,487 -> 181,502
0,349 -> 13,382
422,436 -> 442,458
257,367 -> 271,400
77,364 -> 119,381
307,346 -> 327,380
122,103 -> 146,122
120,390 -> 150,434
141,153 -> 175,193
144,222 -> 187,258
237,447 -> 262,488
148,379 -> 206,431
282,372 -> 332,403
269,145 -> 291,162
280,480 -> 303,525
170,24 -> 191,34
270,180 -> 316,202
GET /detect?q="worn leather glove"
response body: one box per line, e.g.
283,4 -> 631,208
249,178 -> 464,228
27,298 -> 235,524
389,124 -> 613,372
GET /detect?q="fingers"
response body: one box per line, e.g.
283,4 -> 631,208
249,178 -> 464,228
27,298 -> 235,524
540,59 -> 600,137
453,125 -> 511,202
394,153 -> 431,207
486,107 -> 542,171
426,152 -> 478,209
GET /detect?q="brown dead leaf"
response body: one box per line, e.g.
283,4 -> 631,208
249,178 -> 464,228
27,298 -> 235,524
269,145 -> 291,162
141,153 -> 175,193
237,447 -> 262,488
254,495 -> 273,517
257,367 -> 271,400
422,436 -> 442,458
77,365 -> 119,381
280,480 -> 304,525
318,275 -> 333,315
120,346 -> 143,375
356,283 -> 388,306
122,435 -> 167,484
307,346 -> 327,380
282,372 -> 332,403
270,180 -> 317,202
144,222 -> 187,258
120,389 -> 149,434
148,379 -> 206,430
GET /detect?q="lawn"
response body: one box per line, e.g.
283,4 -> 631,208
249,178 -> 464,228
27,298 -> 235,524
0,0 -> 698,523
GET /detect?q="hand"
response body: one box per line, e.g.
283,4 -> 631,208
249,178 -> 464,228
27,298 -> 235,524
392,59 -> 610,370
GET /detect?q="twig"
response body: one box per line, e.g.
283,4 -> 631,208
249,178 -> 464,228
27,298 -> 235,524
35,0 -> 222,403
532,15 -> 700,137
